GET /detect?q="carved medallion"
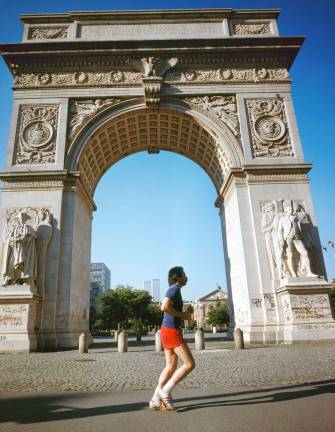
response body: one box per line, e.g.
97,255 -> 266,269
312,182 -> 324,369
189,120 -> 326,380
254,116 -> 286,143
246,99 -> 293,158
15,105 -> 59,165
22,121 -> 54,150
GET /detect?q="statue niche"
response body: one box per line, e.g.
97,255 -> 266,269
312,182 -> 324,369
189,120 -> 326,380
1,208 -> 53,292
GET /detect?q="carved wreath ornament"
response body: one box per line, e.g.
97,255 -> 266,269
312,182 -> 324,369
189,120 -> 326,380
15,105 -> 59,165
246,99 -> 293,158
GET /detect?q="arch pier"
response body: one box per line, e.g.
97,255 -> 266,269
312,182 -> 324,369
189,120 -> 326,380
0,8 -> 333,351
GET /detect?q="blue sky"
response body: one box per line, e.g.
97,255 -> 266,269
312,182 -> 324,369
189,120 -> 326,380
0,0 -> 334,301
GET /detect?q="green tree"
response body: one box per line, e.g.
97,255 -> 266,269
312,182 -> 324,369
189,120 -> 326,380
145,302 -> 163,329
95,285 -> 164,333
206,301 -> 230,329
130,289 -> 153,339
97,285 -> 134,329
89,304 -> 97,330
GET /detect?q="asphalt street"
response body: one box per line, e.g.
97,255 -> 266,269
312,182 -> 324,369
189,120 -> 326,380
1,381 -> 335,432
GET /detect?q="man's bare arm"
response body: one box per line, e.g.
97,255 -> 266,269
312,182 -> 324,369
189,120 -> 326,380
161,297 -> 192,321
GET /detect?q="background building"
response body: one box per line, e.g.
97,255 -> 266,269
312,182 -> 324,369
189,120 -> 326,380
143,278 -> 161,302
151,278 -> 161,302
192,287 -> 229,330
143,280 -> 151,294
90,262 -> 111,307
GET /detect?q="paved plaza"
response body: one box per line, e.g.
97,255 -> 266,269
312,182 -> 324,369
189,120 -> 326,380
0,335 -> 335,392
0,336 -> 335,431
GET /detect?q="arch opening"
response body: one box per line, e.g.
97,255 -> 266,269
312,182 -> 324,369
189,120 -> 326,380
91,150 -> 226,302
69,105 -> 243,198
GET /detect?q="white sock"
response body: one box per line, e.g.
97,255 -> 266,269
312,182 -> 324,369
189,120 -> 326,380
162,379 -> 175,395
152,386 -> 161,401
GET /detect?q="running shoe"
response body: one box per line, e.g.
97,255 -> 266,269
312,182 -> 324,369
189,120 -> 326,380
149,398 -> 163,410
156,388 -> 175,411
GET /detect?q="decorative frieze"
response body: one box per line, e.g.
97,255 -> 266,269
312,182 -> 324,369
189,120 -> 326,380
68,98 -> 123,139
165,67 -> 289,83
14,67 -> 289,88
1,180 -> 64,192
14,105 -> 59,165
1,207 -> 53,293
29,26 -> 68,40
232,22 -> 272,36
246,98 -> 293,158
184,96 -> 239,136
260,199 -> 319,282
14,71 -> 142,88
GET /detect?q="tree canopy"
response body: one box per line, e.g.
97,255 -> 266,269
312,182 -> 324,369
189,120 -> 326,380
91,285 -> 163,331
206,301 -> 230,328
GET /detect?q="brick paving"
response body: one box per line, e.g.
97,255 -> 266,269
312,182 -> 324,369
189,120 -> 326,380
0,334 -> 334,393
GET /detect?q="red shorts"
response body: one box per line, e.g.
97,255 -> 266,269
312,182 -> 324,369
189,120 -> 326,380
160,326 -> 184,349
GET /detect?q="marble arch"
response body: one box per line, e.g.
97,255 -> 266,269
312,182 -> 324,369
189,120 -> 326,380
67,100 -> 244,196
0,8 -> 334,352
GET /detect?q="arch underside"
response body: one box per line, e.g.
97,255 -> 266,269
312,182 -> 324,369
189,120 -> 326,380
73,106 -> 242,197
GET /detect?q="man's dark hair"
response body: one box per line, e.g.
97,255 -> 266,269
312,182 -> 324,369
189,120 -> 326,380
168,266 -> 184,284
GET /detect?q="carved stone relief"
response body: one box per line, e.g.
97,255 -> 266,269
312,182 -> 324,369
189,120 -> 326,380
15,105 -> 59,165
165,68 -> 289,83
14,71 -> 142,88
232,22 -> 272,35
260,199 -> 320,282
29,27 -> 68,40
246,98 -> 293,158
132,57 -> 178,78
68,98 -> 123,140
1,208 -> 53,293
185,96 -> 240,136
14,67 -> 289,89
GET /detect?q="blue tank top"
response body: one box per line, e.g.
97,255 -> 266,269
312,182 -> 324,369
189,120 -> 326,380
161,284 -> 183,329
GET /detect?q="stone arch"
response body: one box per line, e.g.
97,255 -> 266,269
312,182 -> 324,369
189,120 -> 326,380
1,7 -> 332,353
66,98 -> 244,197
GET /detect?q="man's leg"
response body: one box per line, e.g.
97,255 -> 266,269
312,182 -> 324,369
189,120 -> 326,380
150,349 -> 177,409
158,349 -> 178,388
157,343 -> 195,410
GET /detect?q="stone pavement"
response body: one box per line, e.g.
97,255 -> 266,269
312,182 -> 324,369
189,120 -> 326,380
0,336 -> 335,431
0,335 -> 335,392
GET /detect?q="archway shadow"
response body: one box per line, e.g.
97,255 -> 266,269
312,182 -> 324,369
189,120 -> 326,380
0,379 -> 334,424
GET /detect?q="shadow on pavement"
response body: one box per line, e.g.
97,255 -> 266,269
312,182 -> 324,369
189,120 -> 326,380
0,379 -> 334,424
176,380 -> 335,412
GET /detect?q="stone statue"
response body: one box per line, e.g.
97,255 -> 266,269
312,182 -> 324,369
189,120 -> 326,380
261,201 -> 283,280
277,204 -> 318,278
132,57 -> 178,78
2,211 -> 37,286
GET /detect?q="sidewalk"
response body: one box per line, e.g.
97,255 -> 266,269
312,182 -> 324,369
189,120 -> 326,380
1,381 -> 335,432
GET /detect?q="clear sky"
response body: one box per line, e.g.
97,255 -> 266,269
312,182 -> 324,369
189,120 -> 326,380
0,0 -> 334,301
